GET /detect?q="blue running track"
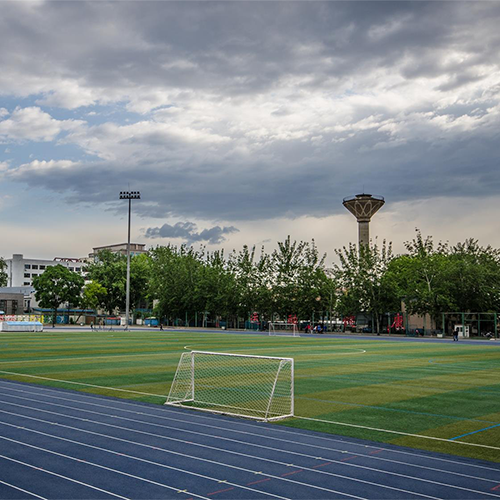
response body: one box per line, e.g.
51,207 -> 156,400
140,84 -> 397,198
0,379 -> 499,499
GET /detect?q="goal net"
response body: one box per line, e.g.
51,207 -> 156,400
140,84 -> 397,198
165,351 -> 294,421
269,322 -> 299,337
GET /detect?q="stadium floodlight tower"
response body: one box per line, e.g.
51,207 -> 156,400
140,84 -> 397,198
119,190 -> 141,330
343,193 -> 385,246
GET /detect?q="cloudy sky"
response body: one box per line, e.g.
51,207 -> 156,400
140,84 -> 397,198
1,1 -> 499,261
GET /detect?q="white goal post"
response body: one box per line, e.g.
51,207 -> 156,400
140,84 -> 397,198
269,322 -> 299,337
165,351 -> 294,421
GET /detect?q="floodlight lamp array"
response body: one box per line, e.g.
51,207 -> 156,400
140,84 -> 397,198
119,191 -> 141,200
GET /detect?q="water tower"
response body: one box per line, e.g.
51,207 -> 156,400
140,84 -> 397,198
343,194 -> 385,246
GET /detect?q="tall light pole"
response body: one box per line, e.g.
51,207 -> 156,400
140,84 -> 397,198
119,190 -> 141,330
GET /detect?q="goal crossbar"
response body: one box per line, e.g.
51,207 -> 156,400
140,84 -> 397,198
165,350 -> 294,421
269,322 -> 299,337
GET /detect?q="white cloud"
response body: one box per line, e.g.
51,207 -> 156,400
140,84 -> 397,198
0,107 -> 85,142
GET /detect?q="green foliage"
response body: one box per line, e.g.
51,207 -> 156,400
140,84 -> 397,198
81,281 -> 108,313
85,250 -> 150,314
0,257 -> 7,287
32,265 -> 84,325
384,230 -> 500,324
270,237 -> 334,320
333,240 -> 398,331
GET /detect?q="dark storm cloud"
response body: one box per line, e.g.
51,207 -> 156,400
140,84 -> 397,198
1,1 -> 500,225
1,2 -> 498,97
145,221 -> 239,245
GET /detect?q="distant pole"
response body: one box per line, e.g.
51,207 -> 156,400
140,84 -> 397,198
119,191 -> 141,330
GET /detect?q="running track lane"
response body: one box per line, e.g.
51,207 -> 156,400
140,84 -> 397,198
0,380 -> 499,500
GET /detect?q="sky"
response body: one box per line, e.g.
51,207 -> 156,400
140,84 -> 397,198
0,1 -> 499,262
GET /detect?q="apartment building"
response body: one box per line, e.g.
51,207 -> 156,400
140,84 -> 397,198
4,254 -> 87,288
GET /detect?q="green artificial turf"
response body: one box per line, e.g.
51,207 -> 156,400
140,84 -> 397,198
1,329 -> 499,463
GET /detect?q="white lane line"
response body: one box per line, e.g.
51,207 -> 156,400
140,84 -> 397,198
0,477 -> 47,500
297,416 -> 500,451
0,437 -> 207,500
0,370 -> 168,398
0,397 -> 442,500
2,379 -> 499,474
2,396 -> 440,499
0,454 -> 128,499
3,389 -> 497,487
0,409 -> 364,500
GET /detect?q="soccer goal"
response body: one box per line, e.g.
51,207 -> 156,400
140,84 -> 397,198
165,351 -> 294,421
269,321 -> 299,337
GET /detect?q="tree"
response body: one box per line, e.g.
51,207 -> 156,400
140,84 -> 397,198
32,265 -> 84,327
85,250 -> 150,315
229,245 -> 274,321
0,257 -> 7,287
81,281 -> 108,321
333,240 -> 398,333
149,245 -> 204,324
447,239 -> 500,312
387,230 -> 452,325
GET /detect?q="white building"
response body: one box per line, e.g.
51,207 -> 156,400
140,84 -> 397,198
4,254 -> 87,288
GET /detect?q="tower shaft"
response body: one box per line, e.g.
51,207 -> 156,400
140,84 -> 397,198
343,194 -> 385,246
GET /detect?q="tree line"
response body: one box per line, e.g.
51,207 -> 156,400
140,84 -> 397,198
2,230 -> 500,331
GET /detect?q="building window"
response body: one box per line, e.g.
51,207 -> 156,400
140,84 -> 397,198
24,282 -> 30,286
32,265 -> 39,270
76,267 -> 81,272
40,265 -> 46,270
24,273 -> 30,278
25,264 -> 31,270
69,267 -> 74,271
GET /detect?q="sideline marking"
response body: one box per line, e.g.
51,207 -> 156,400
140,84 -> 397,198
451,423 -> 500,441
0,370 -> 167,398
0,352 -> 174,365
297,417 -> 500,451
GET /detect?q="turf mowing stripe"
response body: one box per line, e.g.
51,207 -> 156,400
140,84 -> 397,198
4,379 -> 500,476
0,370 -> 168,398
450,423 -> 500,441
295,395 -> 500,425
297,417 -> 500,451
0,352 -> 178,364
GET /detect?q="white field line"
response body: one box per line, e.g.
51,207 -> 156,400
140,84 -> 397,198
0,413 -> 362,500
297,416 -> 500,451
0,352 -> 176,364
0,453 -> 128,499
2,370 -> 499,453
0,370 -> 168,398
0,400 -> 440,500
3,391 -> 499,494
0,477 -> 47,500
4,386 -> 499,484
2,380 -> 499,474
0,436 -> 206,500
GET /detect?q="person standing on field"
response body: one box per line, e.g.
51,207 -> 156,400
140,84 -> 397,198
453,328 -> 459,341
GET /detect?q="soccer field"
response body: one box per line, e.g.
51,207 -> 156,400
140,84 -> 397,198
1,329 -> 499,464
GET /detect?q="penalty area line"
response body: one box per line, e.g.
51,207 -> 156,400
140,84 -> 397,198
0,370 -> 168,399
296,416 -> 500,451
